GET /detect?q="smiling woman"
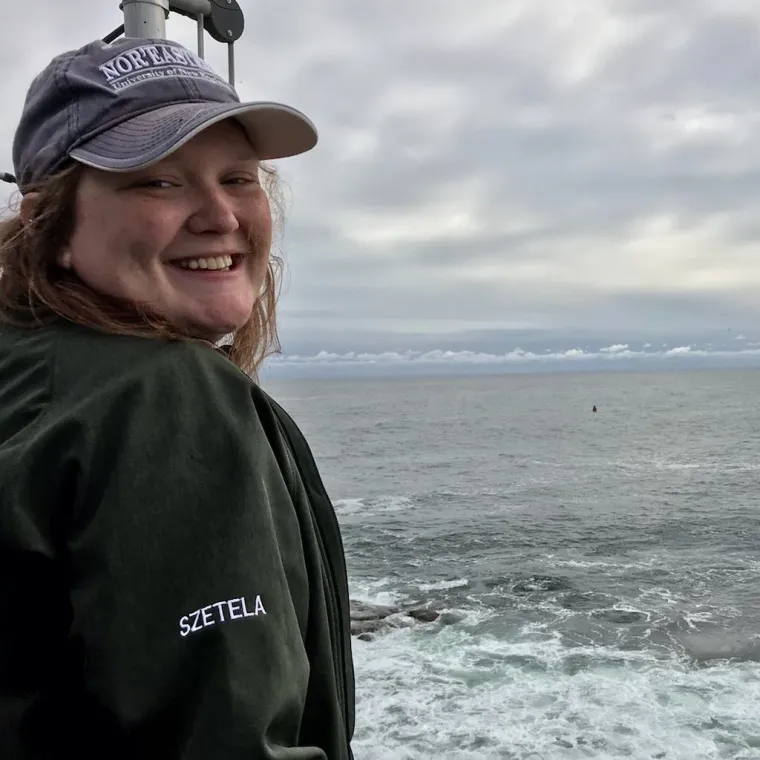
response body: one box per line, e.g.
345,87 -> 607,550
0,126 -> 287,374
0,35 -> 355,760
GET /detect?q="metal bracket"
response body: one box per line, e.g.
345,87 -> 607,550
171,0 -> 245,44
108,0 -> 245,84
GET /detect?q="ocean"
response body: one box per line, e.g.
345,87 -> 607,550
263,368 -> 760,759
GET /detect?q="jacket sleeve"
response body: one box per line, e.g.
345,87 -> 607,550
0,340 -> 322,759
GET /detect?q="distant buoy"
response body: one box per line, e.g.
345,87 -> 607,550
592,405 -> 597,412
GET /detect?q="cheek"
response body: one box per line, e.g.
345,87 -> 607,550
252,214 -> 273,288
245,194 -> 273,243
250,256 -> 269,291
67,211 -> 166,291
74,201 -> 174,260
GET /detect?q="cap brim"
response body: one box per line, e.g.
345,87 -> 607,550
69,101 -> 318,171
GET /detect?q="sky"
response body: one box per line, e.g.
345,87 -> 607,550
3,0 -> 760,377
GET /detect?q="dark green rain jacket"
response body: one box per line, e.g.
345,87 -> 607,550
0,319 -> 355,759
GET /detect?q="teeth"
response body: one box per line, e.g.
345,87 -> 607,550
177,255 -> 234,271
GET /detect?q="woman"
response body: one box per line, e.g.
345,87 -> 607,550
0,36 -> 355,759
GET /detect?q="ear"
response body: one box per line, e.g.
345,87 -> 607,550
20,191 -> 73,269
58,249 -> 73,269
19,192 -> 40,227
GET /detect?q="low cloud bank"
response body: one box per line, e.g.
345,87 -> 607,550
268,342 -> 760,368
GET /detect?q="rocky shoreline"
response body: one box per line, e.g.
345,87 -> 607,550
349,599 -> 447,641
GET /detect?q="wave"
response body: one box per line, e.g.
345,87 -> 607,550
417,578 -> 470,592
351,609 -> 760,759
333,495 -> 414,517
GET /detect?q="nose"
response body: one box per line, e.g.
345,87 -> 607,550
186,184 -> 240,236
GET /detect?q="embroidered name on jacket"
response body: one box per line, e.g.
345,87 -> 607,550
179,596 -> 267,637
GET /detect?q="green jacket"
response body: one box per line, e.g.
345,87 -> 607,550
0,320 -> 355,759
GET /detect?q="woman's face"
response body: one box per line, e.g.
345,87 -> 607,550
63,119 -> 272,341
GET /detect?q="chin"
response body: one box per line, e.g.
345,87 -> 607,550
191,322 -> 247,343
196,314 -> 253,342
166,303 -> 254,343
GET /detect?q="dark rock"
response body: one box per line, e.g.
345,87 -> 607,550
349,599 -> 442,639
349,600 -> 397,621
407,608 -> 440,623
350,618 -> 387,636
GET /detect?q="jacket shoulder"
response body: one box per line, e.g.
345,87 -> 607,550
0,320 -> 249,410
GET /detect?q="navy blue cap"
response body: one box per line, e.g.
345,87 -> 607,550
12,37 -> 318,190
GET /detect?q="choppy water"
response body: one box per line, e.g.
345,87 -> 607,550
264,369 -> 760,759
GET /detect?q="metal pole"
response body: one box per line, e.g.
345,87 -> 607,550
227,43 -> 235,85
121,0 -> 170,39
196,14 -> 205,58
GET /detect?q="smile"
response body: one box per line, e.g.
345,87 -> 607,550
169,254 -> 244,272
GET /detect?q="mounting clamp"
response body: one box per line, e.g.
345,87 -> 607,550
108,0 -> 245,83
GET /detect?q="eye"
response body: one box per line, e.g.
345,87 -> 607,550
223,175 -> 259,186
136,179 -> 176,189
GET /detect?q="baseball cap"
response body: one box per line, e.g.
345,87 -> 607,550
12,37 -> 318,191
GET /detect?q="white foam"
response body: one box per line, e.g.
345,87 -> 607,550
349,577 -> 407,608
375,495 -> 414,512
333,498 -> 366,516
333,495 -> 414,518
418,578 -> 470,592
350,612 -> 760,759
541,554 -> 659,572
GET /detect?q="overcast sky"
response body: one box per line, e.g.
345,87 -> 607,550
3,0 -> 760,375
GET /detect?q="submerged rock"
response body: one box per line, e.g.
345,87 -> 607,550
349,600 -> 442,638
350,617 -> 388,636
349,600 -> 397,621
407,607 -> 441,623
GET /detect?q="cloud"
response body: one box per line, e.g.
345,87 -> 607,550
3,0 -> 760,354
273,345 -> 756,366
266,0 -> 760,341
266,342 -> 760,372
